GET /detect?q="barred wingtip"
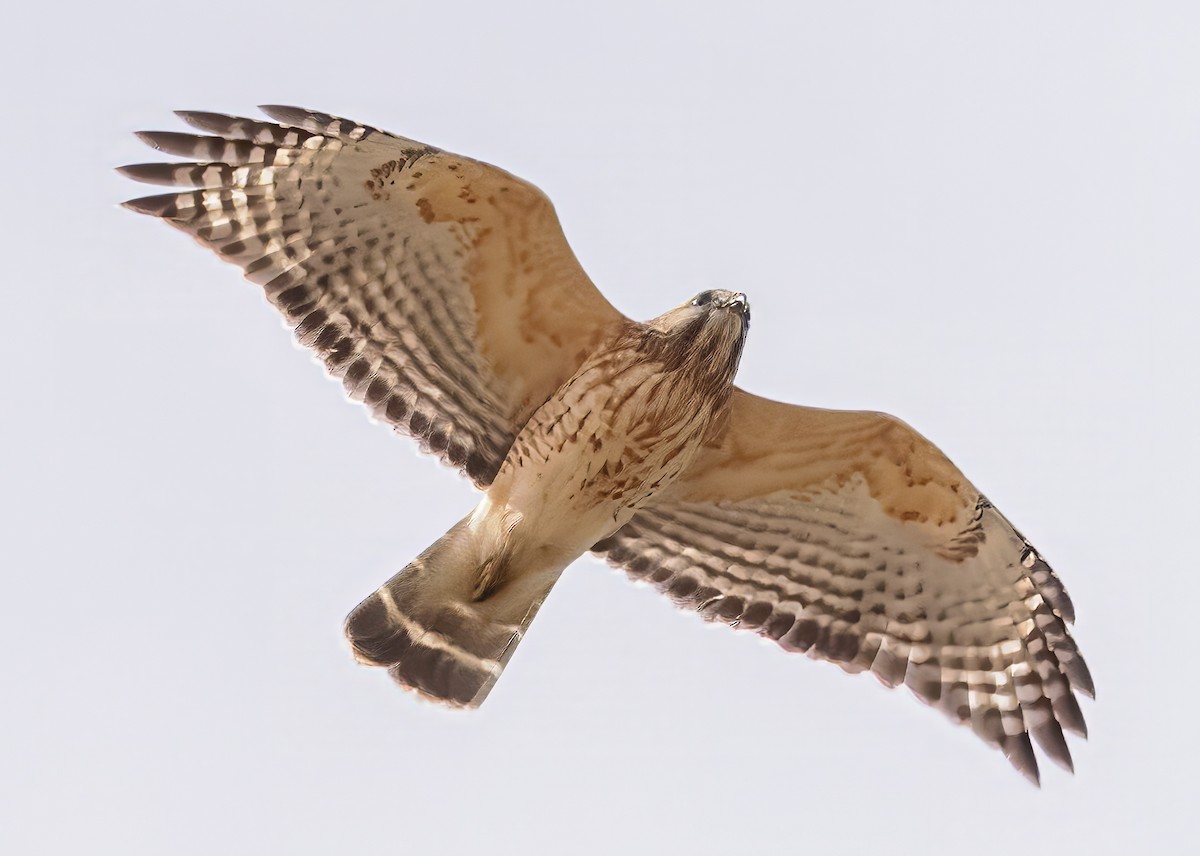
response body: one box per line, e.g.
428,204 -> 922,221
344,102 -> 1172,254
1032,723 -> 1075,774
256,105 -> 380,143
257,104 -> 312,125
121,193 -> 174,216
1072,658 -> 1096,699
1049,752 -> 1075,775
133,130 -> 166,149
174,109 -> 235,132
1003,734 -> 1042,787
116,163 -> 175,186
134,130 -> 204,155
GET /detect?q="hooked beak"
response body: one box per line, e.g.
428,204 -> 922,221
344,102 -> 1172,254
719,292 -> 750,322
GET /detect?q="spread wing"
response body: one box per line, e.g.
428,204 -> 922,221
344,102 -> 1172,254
595,389 -> 1092,784
121,107 -> 625,486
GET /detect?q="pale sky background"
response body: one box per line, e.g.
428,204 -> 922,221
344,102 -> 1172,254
4,2 -> 1198,854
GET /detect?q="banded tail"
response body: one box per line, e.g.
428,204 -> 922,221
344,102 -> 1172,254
344,512 -> 562,707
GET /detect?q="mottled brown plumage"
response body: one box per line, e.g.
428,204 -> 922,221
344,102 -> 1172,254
122,107 -> 1091,784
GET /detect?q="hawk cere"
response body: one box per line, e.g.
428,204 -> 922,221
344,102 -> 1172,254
121,107 -> 1092,784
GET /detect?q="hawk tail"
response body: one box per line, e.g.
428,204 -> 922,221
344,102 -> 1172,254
343,513 -> 556,708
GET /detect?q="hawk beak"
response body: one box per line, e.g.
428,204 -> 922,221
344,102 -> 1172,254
721,292 -> 750,318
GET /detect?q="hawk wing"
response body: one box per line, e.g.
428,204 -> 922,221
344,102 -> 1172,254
122,107 -> 625,486
595,389 -> 1092,784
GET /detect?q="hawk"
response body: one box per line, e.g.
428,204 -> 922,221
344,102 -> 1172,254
121,107 -> 1092,784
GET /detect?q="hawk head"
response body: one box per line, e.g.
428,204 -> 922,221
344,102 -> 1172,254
635,289 -> 750,383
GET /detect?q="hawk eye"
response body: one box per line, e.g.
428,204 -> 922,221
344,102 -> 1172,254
691,290 -> 716,307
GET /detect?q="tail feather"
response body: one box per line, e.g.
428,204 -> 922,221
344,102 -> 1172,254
346,585 -> 519,707
344,514 -> 558,707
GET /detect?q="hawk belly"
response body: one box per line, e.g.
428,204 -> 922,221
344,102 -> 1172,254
345,309 -> 747,707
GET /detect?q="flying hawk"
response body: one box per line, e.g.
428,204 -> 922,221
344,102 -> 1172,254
121,107 -> 1092,784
